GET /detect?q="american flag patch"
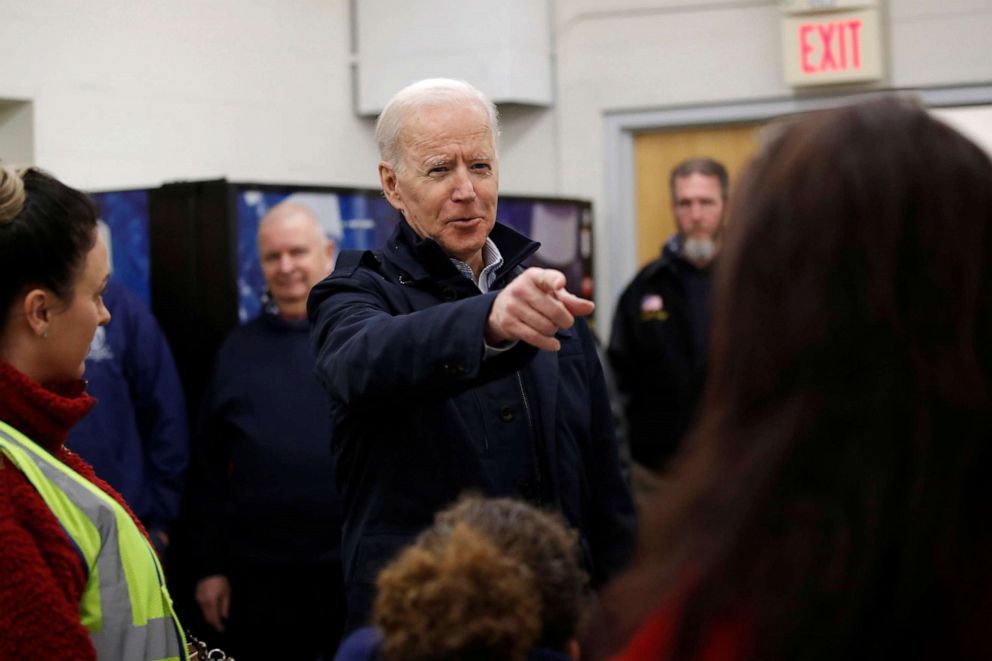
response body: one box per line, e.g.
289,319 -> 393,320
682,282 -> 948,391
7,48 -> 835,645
640,294 -> 664,312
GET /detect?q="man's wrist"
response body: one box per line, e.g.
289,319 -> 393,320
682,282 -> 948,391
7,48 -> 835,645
483,338 -> 518,360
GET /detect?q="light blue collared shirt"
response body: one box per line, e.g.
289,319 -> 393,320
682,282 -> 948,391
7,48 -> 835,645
449,238 -> 516,358
449,238 -> 503,293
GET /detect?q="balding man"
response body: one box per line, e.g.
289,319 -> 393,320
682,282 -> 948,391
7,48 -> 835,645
195,202 -> 345,659
308,79 -> 636,628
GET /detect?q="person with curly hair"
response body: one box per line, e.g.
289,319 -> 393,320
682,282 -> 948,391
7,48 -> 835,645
335,495 -> 590,661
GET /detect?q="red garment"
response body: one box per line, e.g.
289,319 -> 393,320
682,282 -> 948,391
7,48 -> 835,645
0,362 -> 151,660
611,592 -> 750,661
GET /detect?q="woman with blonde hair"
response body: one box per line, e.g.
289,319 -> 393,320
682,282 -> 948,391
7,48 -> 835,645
0,166 -> 189,659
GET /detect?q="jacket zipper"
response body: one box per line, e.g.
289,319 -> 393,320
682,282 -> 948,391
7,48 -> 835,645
516,371 -> 543,499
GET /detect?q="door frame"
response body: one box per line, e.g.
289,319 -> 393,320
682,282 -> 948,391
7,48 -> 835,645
599,83 -> 992,331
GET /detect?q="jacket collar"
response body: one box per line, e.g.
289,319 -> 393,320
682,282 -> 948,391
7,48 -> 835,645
0,362 -> 95,452
647,234 -> 712,279
383,218 -> 540,285
259,300 -> 310,331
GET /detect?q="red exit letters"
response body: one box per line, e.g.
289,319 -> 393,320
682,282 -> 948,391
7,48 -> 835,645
799,19 -> 862,74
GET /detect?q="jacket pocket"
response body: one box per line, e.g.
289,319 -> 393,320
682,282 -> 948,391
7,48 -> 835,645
349,532 -> 410,588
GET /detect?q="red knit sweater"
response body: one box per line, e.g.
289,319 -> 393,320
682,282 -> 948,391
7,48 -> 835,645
0,362 -> 151,660
611,580 -> 751,661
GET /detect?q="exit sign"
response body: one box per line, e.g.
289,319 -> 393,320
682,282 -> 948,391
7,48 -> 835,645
782,8 -> 883,86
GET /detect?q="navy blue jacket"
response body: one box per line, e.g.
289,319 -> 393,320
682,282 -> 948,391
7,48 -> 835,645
308,220 -> 636,624
68,280 -> 188,533
196,309 -> 343,576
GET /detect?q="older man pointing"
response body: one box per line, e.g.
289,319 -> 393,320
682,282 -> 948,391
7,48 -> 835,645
308,78 -> 636,628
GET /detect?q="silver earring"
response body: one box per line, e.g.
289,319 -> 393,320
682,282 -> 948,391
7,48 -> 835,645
41,330 -> 48,339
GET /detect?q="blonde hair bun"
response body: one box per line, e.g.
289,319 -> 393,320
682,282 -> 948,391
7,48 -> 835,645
0,165 -> 27,225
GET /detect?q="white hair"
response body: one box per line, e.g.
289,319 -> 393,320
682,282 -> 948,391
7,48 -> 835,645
375,78 -> 500,170
96,219 -> 114,274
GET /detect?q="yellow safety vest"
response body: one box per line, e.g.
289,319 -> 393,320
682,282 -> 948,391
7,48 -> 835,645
0,420 -> 188,660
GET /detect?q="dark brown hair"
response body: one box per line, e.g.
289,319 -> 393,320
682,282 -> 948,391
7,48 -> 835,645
0,167 -> 98,327
610,97 -> 992,659
669,157 -> 729,202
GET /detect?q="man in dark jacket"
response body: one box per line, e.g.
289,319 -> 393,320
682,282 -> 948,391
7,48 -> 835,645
308,78 -> 636,629
608,157 -> 728,480
195,202 -> 346,660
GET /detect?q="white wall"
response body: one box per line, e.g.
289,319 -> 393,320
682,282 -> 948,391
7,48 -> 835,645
0,0 -> 380,191
0,0 -> 563,196
933,106 -> 992,156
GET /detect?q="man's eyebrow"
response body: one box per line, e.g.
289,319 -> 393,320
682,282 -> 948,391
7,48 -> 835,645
422,155 -> 450,168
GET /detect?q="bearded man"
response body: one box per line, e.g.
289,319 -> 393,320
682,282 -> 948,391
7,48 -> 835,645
609,157 -> 729,478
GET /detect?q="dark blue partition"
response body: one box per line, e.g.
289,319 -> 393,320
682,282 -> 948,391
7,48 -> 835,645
91,189 -> 152,306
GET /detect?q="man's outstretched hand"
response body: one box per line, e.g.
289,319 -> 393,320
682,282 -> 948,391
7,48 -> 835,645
485,268 -> 595,351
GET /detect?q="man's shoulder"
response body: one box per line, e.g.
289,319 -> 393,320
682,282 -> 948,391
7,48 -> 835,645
321,250 -> 396,291
307,249 -> 413,327
621,255 -> 672,295
334,249 -> 387,276
637,255 -> 666,277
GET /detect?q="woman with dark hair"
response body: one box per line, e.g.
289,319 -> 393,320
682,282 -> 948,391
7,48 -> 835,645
0,166 -> 189,659
608,97 -> 992,660
336,495 -> 591,661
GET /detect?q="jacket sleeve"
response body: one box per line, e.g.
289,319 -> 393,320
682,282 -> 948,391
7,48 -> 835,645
309,268 -> 532,406
120,292 -> 189,532
0,464 -> 97,660
581,321 -> 638,585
